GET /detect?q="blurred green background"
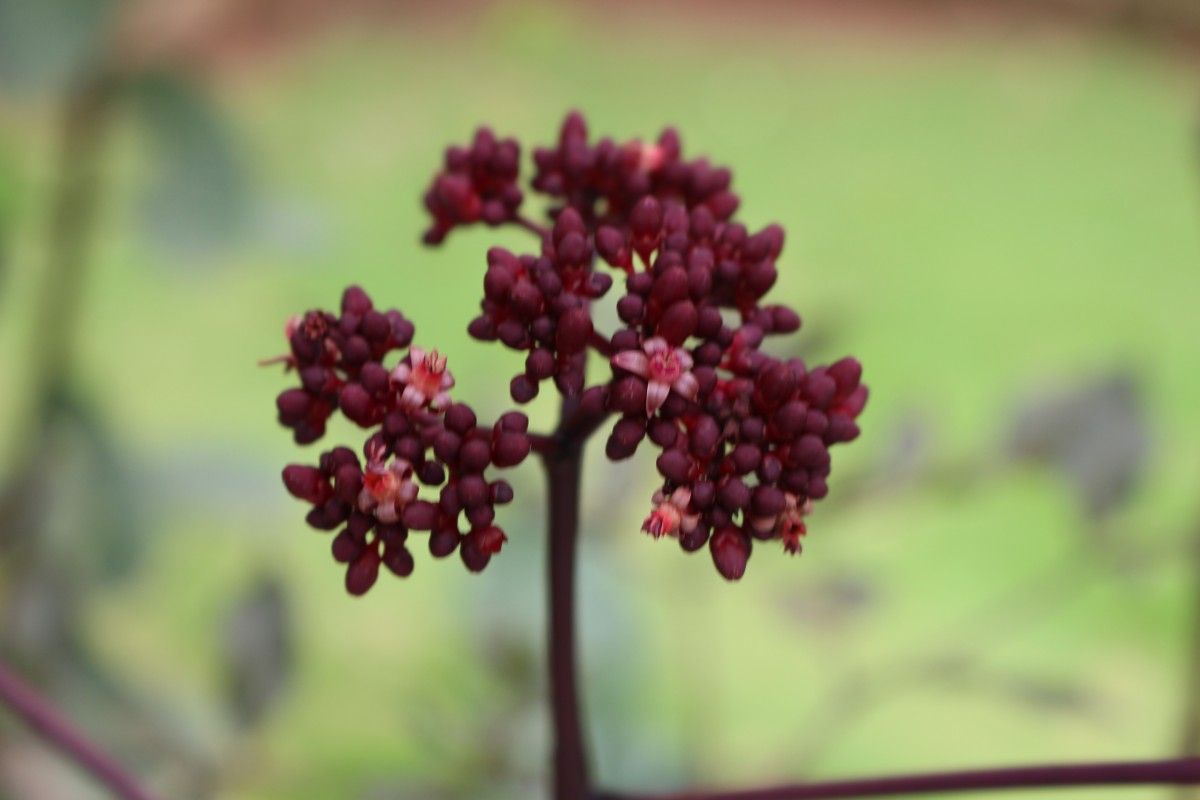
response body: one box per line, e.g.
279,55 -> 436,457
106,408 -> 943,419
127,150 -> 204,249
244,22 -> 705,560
1,1 -> 1199,798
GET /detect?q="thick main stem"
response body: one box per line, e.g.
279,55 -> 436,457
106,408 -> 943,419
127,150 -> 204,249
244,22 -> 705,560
0,661 -> 160,800
546,438 -> 590,800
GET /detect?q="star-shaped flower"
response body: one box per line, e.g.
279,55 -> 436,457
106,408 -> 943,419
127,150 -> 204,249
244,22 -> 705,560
391,346 -> 455,410
611,337 -> 699,415
358,445 -> 419,524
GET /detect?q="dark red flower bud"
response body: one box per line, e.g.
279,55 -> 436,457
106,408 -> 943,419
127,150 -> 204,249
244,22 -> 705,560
429,525 -> 460,557
490,480 -> 514,504
492,432 -> 531,468
339,384 -> 377,427
282,465 -> 331,505
658,300 -> 697,346
717,477 -> 750,511
458,438 -> 492,472
710,527 -> 749,581
276,389 -> 312,424
526,348 -> 556,380
346,547 -> 381,595
751,485 -> 786,517
606,417 -> 646,460
556,308 -> 593,356
402,501 -> 439,531
656,449 -> 691,483
383,545 -> 415,577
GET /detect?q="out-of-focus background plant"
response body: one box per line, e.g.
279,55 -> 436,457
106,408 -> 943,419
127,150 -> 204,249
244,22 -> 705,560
0,1 -> 1197,798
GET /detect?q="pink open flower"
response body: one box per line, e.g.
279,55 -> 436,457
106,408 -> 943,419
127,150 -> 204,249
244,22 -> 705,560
641,487 -> 700,539
358,445 -> 419,524
611,337 -> 699,416
391,346 -> 455,410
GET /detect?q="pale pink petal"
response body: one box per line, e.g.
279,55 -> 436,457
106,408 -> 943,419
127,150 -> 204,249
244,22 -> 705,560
612,350 -> 650,377
681,513 -> 700,534
645,379 -> 670,415
358,488 -> 377,513
408,346 -> 426,363
672,372 -> 699,402
390,363 -> 412,383
376,504 -> 399,524
401,385 -> 425,409
675,349 -> 694,371
749,515 -> 777,535
441,371 -> 456,390
431,390 -> 452,409
643,337 -> 668,355
669,487 -> 692,508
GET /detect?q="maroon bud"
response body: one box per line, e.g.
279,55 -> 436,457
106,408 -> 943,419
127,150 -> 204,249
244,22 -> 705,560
759,362 -> 797,408
458,474 -> 490,508
606,417 -> 646,460
402,501 -> 439,531
359,362 -> 389,395
346,511 -> 374,539
341,336 -> 370,366
617,294 -> 645,324
630,196 -> 663,240
466,504 -> 495,528
595,226 -> 629,267
769,305 -> 801,334
429,525 -> 460,557
460,534 -> 492,573
499,411 -> 529,432
710,527 -> 749,581
557,232 -> 588,268
276,389 -> 311,423
741,417 -> 765,443
689,416 -> 720,459
610,376 -> 647,415
282,465 -> 331,505
828,357 -> 862,395
554,366 -> 584,396
490,480 -> 514,504
497,319 -> 531,349
773,401 -> 807,437
433,430 -> 462,463
717,477 -> 750,511
511,374 -> 539,403
492,432 -> 531,468
468,315 -> 497,341
730,443 -> 761,475
458,438 -> 492,472
511,281 -> 544,320
691,480 -> 716,509
804,410 -> 828,436
658,301 -> 698,346
332,529 -> 361,563
556,308 -> 593,356
648,418 -> 680,448
383,545 -> 414,577
445,403 -> 477,434
757,454 -> 783,483
808,477 -> 829,500
333,464 -> 363,505
484,266 -> 514,302
651,266 -> 689,307
341,285 -> 373,316
345,547 -> 381,595
751,485 -> 786,517
804,372 -> 837,410
339,384 -> 377,427
696,307 -> 723,338
679,524 -> 710,553
526,348 -> 556,380
419,461 -> 446,485
780,469 -> 809,494
656,449 -> 691,483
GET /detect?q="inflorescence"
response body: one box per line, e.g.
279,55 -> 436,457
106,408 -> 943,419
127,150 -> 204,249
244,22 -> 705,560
266,111 -> 866,592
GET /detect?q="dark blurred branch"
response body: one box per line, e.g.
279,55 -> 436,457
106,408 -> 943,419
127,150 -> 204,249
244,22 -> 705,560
597,757 -> 1200,800
0,660 -> 160,800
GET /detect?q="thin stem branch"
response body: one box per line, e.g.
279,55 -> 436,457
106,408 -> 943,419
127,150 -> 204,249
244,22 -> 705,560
516,214 -> 551,241
0,660 -> 160,800
596,757 -> 1200,800
545,434 -> 589,799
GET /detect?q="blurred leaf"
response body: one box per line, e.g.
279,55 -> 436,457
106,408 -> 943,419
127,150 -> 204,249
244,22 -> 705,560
50,391 -> 149,583
1008,372 -> 1148,518
0,0 -> 117,94
130,73 -> 249,262
222,576 -> 292,729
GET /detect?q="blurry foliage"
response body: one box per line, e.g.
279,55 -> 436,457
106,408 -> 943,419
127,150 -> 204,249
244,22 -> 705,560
0,0 -> 118,94
222,576 -> 293,729
129,73 -> 251,263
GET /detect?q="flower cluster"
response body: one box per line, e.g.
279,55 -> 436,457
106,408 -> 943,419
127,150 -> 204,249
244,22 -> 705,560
266,286 -> 531,594
416,112 -> 868,581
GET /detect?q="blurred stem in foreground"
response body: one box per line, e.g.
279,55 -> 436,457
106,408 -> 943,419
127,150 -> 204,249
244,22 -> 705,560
0,660 -> 159,800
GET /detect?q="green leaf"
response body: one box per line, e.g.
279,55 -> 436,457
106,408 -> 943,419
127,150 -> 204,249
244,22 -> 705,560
130,73 -> 249,262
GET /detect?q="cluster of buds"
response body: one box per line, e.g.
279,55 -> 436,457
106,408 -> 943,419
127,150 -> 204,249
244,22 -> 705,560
268,111 -> 865,593
267,287 -> 531,594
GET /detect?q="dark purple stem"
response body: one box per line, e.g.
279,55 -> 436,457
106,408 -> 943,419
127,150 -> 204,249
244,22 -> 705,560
516,214 -> 551,241
0,661 -> 160,800
545,430 -> 590,800
595,758 -> 1200,800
